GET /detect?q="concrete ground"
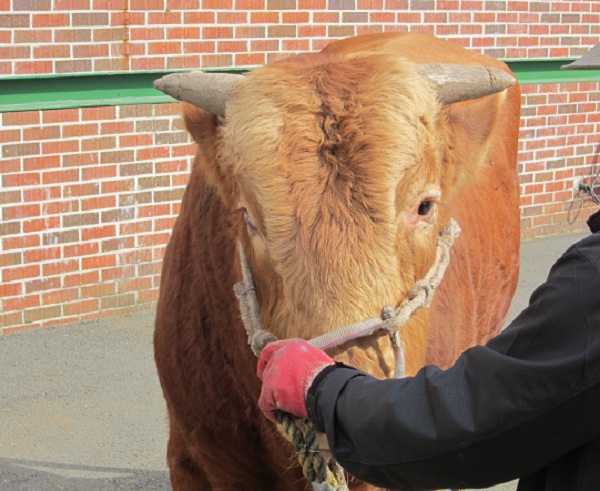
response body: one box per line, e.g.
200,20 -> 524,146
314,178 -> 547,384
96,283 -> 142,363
0,231 -> 589,491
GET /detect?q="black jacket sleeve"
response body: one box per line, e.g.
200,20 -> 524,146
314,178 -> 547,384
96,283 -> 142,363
306,232 -> 600,491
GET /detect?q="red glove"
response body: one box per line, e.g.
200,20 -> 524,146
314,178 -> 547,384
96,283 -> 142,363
257,339 -> 336,423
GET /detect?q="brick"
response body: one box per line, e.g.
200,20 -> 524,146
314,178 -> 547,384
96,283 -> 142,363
137,146 -> 170,161
42,287 -> 80,306
94,27 -> 129,42
0,283 -> 22,298
138,232 -> 171,247
268,25 -> 297,38
49,28 -> 90,44
32,13 -> 69,27
82,254 -> 117,270
148,41 -> 182,55
63,123 -> 100,139
203,26 -> 234,39
101,293 -> 136,310
3,111 -> 40,126
298,25 -> 327,37
102,265 -> 136,282
168,0 -> 200,7
250,11 -> 279,23
43,259 -> 79,277
183,11 -> 216,23
0,46 -> 31,59
82,165 -> 117,181
0,159 -> 21,174
119,162 -> 153,176
2,234 -> 40,250
118,277 -> 152,294
73,44 -> 109,58
63,212 -> 100,228
166,55 -> 202,69
202,0 -> 233,7
55,59 -> 93,73
64,273 -> 99,293
0,222 -> 21,237
43,230 -> 80,246
43,108 -> 80,124
217,11 -> 248,23
3,203 -> 40,220
119,191 -> 152,207
13,0 -> 51,9
63,182 -> 100,197
23,216 -> 60,234
43,169 -> 80,185
0,312 -> 25,331
81,195 -> 116,211
81,136 -> 117,152
2,142 -> 40,158
33,45 -> 70,59
167,26 -> 200,40
4,294 -> 41,312
101,236 -> 135,252
409,0 -> 433,8
101,206 -> 135,223
26,277 -> 61,294
235,0 -> 265,8
72,12 -> 108,26
63,299 -> 99,316
23,155 -> 61,171
82,225 -> 116,242
42,139 -> 80,155
342,12 -> 369,24
0,14 -> 30,28
218,40 -> 249,53
81,283 -> 115,298
138,176 -> 170,189
0,189 -> 21,205
81,106 -> 117,121
100,150 -> 134,164
3,264 -> 40,283
138,204 -> 171,218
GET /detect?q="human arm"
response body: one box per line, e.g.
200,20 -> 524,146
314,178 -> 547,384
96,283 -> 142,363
259,233 -> 600,490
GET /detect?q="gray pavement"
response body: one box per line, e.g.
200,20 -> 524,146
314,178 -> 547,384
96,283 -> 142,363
0,231 -> 589,491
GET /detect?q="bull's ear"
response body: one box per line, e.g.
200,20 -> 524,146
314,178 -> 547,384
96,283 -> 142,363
182,103 -> 239,209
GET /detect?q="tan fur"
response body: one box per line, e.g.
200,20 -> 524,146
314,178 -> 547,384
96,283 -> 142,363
155,33 -> 521,490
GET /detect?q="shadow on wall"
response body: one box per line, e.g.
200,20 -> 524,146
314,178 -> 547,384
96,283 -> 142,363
0,458 -> 171,491
568,142 -> 600,223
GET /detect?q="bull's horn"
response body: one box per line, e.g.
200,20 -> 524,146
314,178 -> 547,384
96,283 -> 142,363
417,63 -> 516,105
153,72 -> 245,116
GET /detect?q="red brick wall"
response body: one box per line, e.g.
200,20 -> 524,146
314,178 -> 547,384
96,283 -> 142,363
1,104 -> 194,332
1,0 -> 599,74
1,1 -> 599,333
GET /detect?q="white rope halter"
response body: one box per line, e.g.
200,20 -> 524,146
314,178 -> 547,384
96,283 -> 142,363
235,218 -> 461,377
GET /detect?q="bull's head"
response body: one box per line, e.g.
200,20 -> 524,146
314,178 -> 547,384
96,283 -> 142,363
155,49 -> 515,378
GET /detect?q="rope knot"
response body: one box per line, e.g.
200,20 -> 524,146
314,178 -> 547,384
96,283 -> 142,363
408,279 -> 435,308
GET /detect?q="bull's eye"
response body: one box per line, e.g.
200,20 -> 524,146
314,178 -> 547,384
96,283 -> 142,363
418,200 -> 434,216
244,210 -> 259,235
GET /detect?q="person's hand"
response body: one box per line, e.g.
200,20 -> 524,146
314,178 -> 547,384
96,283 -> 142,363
257,339 -> 335,423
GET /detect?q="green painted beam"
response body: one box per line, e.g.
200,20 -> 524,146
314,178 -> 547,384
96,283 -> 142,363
0,60 -> 598,113
0,69 -> 249,113
509,59 -> 600,84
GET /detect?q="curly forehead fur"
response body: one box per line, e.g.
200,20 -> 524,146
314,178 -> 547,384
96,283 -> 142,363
218,53 -> 444,337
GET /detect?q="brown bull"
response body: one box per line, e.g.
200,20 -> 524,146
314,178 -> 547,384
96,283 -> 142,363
153,32 -> 521,490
